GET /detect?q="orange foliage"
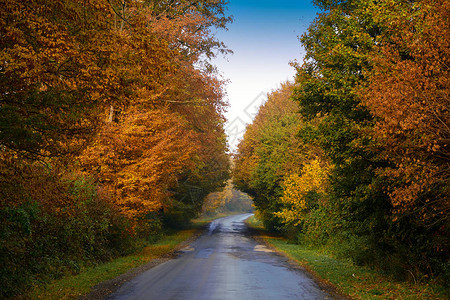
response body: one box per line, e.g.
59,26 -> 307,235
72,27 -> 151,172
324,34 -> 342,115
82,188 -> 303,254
0,0 -> 120,158
76,1 -> 231,221
80,108 -> 197,219
0,1 -> 231,296
362,0 -> 449,223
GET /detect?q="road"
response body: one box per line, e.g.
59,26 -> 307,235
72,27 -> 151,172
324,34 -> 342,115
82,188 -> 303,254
109,214 -> 332,300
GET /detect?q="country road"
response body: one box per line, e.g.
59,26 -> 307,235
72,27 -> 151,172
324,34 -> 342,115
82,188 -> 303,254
109,214 -> 333,300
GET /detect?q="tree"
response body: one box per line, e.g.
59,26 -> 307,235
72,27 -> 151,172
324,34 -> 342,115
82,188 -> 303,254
77,0 -> 232,226
0,0 -> 119,159
291,0 -> 448,278
80,108 -> 198,221
0,1 -> 232,296
292,0 -> 391,250
233,82 -> 308,230
361,0 -> 449,227
202,180 -> 253,215
275,159 -> 332,227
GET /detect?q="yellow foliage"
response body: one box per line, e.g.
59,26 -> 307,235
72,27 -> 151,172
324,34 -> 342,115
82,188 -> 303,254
276,159 -> 332,226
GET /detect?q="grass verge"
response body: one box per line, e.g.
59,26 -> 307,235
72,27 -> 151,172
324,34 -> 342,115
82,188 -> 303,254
24,228 -> 199,300
23,213 -> 248,299
246,215 -> 448,300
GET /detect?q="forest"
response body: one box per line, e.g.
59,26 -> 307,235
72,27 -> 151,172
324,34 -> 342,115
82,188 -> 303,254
1,0 -> 448,298
0,0 -> 231,297
233,0 -> 448,285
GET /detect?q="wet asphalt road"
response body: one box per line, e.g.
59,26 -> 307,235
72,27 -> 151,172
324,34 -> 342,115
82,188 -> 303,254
109,214 -> 332,300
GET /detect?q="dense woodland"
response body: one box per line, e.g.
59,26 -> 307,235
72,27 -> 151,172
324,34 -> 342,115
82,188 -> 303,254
0,0 -> 231,297
234,0 -> 448,284
1,0 -> 449,298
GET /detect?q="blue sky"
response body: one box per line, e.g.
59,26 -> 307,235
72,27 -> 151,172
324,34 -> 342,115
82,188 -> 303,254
212,0 -> 320,150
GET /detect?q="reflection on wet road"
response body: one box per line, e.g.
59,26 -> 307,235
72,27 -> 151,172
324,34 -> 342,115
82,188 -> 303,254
110,214 -> 332,300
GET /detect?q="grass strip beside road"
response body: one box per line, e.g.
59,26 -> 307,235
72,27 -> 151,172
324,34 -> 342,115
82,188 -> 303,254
246,215 -> 448,300
25,228 -> 200,300
24,213 -> 239,300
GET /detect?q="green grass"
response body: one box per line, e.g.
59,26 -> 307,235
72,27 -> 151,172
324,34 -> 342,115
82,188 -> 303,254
24,213 -> 244,299
24,229 -> 197,300
246,216 -> 448,300
22,213 -> 246,299
245,214 -> 263,229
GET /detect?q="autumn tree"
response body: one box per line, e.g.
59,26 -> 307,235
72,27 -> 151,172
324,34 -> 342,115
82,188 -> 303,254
234,0 -> 448,283
361,0 -> 449,227
202,180 -> 253,215
290,0 -> 448,279
0,0 -> 231,296
356,0 -> 449,276
0,0 -> 118,160
80,108 -> 198,221
233,82 -> 310,230
77,0 -> 231,226
275,159 -> 332,227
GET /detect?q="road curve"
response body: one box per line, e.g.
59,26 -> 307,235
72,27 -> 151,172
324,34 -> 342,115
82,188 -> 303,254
109,214 -> 332,300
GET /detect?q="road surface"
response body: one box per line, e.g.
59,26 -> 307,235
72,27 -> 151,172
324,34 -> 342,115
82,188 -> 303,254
109,214 -> 332,300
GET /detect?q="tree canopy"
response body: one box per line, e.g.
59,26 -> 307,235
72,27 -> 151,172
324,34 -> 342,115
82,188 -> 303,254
233,0 -> 448,283
0,0 -> 231,297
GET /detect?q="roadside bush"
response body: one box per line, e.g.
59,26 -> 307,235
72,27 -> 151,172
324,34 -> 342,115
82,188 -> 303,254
0,162 -> 136,298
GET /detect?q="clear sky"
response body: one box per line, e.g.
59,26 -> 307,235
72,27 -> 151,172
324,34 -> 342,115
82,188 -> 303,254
212,0 -> 320,151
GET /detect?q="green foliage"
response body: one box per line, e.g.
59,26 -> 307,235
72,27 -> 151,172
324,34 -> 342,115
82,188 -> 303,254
264,234 -> 448,299
233,82 -> 303,232
0,165 -> 137,298
288,1 -> 393,268
25,228 -> 198,299
234,0 -> 448,285
291,0 -> 448,281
